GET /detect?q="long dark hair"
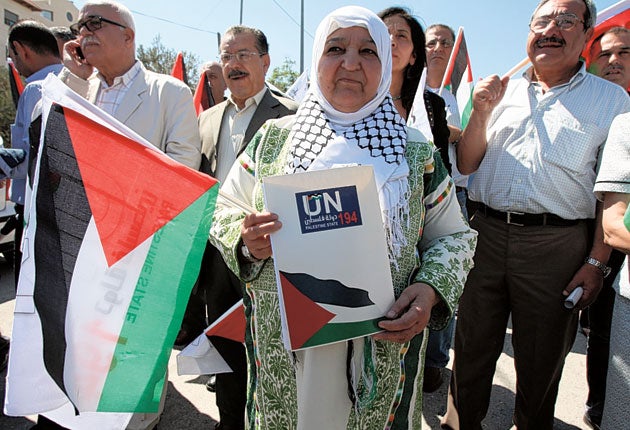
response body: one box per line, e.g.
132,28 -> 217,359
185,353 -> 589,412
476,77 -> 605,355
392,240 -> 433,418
377,7 -> 426,114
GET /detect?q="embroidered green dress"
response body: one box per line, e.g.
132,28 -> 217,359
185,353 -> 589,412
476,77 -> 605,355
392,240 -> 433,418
210,116 -> 477,429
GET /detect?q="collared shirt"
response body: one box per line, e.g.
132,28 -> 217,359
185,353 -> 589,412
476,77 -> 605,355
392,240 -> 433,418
95,60 -> 142,116
214,87 -> 267,183
427,85 -> 468,188
8,63 -> 64,204
468,63 -> 630,219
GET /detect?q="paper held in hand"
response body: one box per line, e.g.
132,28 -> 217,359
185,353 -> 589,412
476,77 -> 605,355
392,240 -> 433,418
262,165 -> 395,351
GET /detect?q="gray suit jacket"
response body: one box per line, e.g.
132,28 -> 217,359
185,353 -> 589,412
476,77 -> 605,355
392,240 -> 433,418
198,88 -> 298,177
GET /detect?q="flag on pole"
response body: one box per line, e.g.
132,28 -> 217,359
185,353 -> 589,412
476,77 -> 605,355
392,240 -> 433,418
7,58 -> 24,108
192,71 -> 215,115
170,52 -> 187,84
5,75 -> 218,417
440,27 -> 474,128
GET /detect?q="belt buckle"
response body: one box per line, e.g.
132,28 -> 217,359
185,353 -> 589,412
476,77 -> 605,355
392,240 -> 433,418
506,211 -> 525,226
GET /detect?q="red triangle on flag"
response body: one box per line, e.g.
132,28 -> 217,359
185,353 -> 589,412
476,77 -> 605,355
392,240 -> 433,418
193,71 -> 210,115
279,272 -> 336,350
170,52 -> 186,83
205,300 -> 246,343
63,106 -> 216,266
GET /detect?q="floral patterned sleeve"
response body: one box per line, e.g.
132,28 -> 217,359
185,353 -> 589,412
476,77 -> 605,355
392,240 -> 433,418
209,126 -> 268,282
413,149 -> 478,330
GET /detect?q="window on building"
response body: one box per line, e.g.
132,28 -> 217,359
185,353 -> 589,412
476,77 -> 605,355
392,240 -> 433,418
41,10 -> 53,21
4,9 -> 18,26
66,12 -> 73,22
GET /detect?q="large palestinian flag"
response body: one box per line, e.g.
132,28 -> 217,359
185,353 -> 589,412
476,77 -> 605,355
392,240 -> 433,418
5,75 -> 218,416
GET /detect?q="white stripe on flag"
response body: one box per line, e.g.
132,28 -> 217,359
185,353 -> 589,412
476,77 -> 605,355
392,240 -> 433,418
65,218 -> 151,411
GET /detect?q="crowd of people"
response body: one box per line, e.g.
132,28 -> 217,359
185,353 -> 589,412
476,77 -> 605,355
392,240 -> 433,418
2,0 -> 629,429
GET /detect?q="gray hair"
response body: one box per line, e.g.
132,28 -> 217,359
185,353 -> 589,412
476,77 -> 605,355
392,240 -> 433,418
81,0 -> 136,32
531,0 -> 596,30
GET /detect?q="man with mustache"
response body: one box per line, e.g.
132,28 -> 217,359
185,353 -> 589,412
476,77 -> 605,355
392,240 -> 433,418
590,27 -> 630,91
442,1 -> 630,429
61,1 -> 201,170
582,25 -> 630,430
198,25 -> 297,430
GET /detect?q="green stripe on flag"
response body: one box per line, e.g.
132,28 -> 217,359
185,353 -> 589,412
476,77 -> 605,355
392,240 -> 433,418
97,186 -> 217,412
300,317 -> 383,349
460,86 -> 474,129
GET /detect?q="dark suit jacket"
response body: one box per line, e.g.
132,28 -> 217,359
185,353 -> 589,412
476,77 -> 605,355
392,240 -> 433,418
198,88 -> 298,177
197,88 -> 298,321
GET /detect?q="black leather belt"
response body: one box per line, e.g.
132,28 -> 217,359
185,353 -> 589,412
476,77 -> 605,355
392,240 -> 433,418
455,186 -> 467,193
477,203 -> 580,227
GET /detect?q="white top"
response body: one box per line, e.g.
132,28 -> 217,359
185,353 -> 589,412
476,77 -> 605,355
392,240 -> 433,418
215,87 -> 267,183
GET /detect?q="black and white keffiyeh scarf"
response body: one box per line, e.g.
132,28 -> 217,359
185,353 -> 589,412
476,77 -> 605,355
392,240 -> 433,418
286,92 -> 410,262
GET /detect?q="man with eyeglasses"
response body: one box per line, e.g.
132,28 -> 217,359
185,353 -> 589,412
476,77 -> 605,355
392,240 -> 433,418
197,25 -> 297,430
60,0 -> 201,170
442,1 -> 630,429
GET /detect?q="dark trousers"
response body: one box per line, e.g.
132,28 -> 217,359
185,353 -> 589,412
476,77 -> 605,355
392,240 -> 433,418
200,243 -> 246,430
450,213 -> 587,430
585,249 -> 625,420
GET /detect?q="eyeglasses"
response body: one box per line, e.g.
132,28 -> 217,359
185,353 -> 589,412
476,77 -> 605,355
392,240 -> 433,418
426,38 -> 454,49
70,15 -> 127,36
529,13 -> 584,32
218,51 -> 265,64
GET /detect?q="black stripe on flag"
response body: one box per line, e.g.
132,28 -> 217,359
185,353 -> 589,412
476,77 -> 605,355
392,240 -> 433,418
33,104 -> 92,398
279,271 -> 375,308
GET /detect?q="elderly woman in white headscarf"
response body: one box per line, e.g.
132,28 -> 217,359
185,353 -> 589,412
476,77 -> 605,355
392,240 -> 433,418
210,6 -> 476,429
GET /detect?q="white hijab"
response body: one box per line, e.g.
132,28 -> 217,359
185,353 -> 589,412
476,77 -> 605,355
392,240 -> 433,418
309,5 -> 393,127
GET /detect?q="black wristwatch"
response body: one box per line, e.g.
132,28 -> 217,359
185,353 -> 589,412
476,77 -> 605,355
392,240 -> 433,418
584,257 -> 611,278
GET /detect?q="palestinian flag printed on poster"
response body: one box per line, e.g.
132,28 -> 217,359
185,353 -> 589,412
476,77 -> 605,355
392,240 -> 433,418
4,75 -> 218,417
263,166 -> 395,351
440,27 -> 474,128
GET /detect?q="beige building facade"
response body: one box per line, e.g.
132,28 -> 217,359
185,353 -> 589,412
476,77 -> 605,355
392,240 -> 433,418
2,0 -> 79,54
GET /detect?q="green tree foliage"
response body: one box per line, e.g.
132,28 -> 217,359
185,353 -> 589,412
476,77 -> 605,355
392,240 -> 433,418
268,58 -> 299,92
137,35 -> 201,90
0,70 -> 17,146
